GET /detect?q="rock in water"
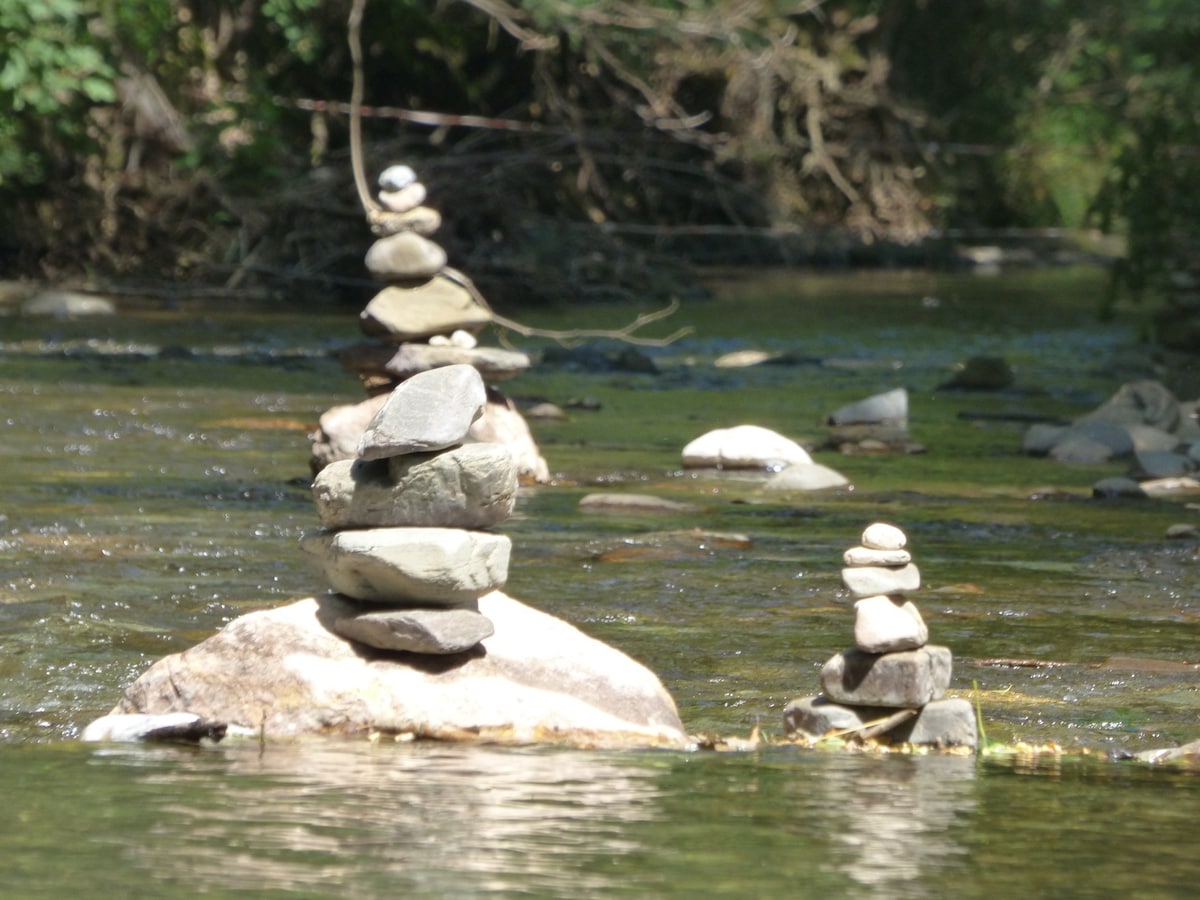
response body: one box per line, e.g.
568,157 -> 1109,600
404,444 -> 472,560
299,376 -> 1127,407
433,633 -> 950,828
357,364 -> 488,460
107,592 -> 689,749
333,606 -> 495,654
300,527 -> 511,605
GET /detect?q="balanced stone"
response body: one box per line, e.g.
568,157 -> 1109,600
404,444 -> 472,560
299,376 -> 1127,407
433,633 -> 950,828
333,606 -> 495,654
378,164 -> 417,190
300,527 -> 511,605
820,645 -> 952,707
364,231 -> 447,280
853,594 -> 929,653
782,695 -> 897,739
361,276 -> 492,342
841,562 -> 920,598
891,697 -> 978,749
357,364 -> 487,460
340,342 -> 531,384
371,206 -> 442,237
312,444 -> 517,530
862,522 -> 906,551
843,545 -> 911,566
828,387 -> 908,426
379,181 -> 426,213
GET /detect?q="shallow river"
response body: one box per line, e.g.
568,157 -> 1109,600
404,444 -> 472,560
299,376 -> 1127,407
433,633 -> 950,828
2,266 -> 1198,896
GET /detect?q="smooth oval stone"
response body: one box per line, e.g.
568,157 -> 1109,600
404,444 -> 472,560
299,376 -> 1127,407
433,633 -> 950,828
378,164 -> 417,190
862,522 -> 907,550
364,232 -> 447,280
853,594 -> 929,653
379,181 -> 426,213
357,364 -> 487,460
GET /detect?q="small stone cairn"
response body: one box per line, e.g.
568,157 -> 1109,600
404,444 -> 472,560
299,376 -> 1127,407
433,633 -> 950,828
302,363 -> 516,656
783,522 -> 979,749
311,163 -> 549,482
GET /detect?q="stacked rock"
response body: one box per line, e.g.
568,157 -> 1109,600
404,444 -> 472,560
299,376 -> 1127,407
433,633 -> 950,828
783,522 -> 978,749
301,363 -> 517,656
310,163 -> 549,482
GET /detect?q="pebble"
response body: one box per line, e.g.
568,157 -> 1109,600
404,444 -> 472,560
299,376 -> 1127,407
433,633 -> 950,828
862,522 -> 907,550
378,164 -> 417,190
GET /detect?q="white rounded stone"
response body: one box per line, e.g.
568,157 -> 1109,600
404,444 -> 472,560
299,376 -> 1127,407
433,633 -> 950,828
378,164 -> 417,190
862,522 -> 907,550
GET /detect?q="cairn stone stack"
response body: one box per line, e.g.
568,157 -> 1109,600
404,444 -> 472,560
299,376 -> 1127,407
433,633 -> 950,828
783,522 -> 978,749
311,163 -> 549,482
303,364 -> 515,655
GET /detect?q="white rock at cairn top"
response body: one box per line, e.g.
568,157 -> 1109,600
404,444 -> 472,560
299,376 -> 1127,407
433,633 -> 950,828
853,594 -> 929,654
682,425 -> 812,470
301,527 -> 511,606
378,164 -> 417,190
357,363 -> 488,461
862,522 -> 907,551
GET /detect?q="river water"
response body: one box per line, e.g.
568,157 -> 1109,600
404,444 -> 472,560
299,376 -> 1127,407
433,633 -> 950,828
2,266 -> 1198,897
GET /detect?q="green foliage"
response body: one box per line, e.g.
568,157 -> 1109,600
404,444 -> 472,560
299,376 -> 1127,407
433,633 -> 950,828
0,0 -> 115,184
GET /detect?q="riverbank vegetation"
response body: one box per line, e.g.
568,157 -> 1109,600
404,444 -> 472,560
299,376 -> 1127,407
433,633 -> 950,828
1,1 -> 1196,338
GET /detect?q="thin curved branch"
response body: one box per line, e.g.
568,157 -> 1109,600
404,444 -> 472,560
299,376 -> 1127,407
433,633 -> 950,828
347,0 -> 379,216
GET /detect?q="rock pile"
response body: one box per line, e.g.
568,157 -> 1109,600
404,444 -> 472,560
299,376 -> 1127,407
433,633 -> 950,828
85,359 -> 687,748
310,163 -> 549,483
303,363 -> 513,655
783,522 -> 978,749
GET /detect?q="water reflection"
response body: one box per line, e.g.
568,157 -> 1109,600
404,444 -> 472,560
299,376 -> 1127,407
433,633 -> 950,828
89,741 -> 666,895
809,754 -> 976,894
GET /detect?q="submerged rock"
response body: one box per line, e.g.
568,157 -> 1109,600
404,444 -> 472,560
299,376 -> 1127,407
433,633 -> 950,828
106,592 -> 689,749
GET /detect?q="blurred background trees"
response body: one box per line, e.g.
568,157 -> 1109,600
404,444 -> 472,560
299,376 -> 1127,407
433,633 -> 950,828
0,0 -> 1196,337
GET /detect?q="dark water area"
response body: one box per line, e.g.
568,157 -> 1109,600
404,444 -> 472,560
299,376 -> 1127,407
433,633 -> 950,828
2,267 -> 1199,896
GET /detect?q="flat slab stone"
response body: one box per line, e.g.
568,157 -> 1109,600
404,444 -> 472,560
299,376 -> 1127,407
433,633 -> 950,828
853,594 -> 929,653
820,645 -> 952,707
364,231 -> 447,279
340,342 -> 532,383
81,712 -> 227,743
105,591 -> 689,749
782,695 -> 898,739
361,276 -> 493,343
312,444 -> 517,530
358,364 -> 487,460
333,606 -> 495,654
841,562 -> 920,598
843,545 -> 911,566
301,527 -> 511,605
682,425 -> 812,470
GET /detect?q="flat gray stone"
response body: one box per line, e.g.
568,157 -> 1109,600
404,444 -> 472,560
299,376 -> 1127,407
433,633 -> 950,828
22,289 -> 115,317
782,695 -> 897,739
841,562 -> 920,598
820,645 -> 952,707
891,697 -> 978,749
1080,380 -> 1180,433
862,522 -> 906,550
1092,476 -> 1147,498
361,276 -> 493,342
843,545 -> 911,566
578,493 -> 701,514
1023,423 -> 1068,455
853,594 -> 929,653
301,527 -> 511,605
312,444 -> 517,530
333,606 -> 495,654
364,231 -> 447,279
340,342 -> 532,383
357,364 -> 488,460
1133,450 -> 1192,479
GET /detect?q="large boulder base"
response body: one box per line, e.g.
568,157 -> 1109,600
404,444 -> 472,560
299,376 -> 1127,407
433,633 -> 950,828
110,591 -> 688,749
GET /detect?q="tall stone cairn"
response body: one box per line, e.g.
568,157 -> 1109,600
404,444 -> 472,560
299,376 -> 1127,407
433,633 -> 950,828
783,522 -> 979,750
310,163 -> 550,482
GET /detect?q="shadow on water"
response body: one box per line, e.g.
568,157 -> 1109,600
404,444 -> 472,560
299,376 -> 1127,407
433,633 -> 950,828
3,266 -> 1200,896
